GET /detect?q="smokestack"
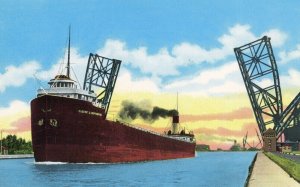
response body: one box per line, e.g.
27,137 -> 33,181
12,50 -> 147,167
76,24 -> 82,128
172,115 -> 179,134
172,115 -> 179,123
172,92 -> 179,134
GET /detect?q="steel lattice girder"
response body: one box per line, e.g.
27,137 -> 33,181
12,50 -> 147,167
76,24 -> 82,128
83,53 -> 121,117
277,93 -> 300,139
234,36 -> 283,134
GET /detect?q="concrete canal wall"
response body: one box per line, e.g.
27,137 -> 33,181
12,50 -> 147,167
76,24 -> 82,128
0,154 -> 33,159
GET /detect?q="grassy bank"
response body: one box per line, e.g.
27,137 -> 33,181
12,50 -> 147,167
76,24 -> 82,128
264,152 -> 300,182
293,151 -> 300,155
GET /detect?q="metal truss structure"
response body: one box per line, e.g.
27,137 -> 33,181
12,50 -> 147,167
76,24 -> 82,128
83,53 -> 121,118
277,93 -> 300,138
234,36 -> 300,140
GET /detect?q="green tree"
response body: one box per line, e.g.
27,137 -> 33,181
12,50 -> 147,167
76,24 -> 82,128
1,135 -> 32,154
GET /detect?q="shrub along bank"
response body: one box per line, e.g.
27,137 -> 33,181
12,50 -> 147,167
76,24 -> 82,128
264,152 -> 300,182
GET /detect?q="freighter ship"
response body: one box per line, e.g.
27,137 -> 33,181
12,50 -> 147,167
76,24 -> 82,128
31,32 -> 196,163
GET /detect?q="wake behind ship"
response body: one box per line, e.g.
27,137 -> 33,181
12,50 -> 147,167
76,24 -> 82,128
31,32 -> 196,163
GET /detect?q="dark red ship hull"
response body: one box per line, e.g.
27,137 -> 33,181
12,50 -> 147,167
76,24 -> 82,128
31,95 -> 195,163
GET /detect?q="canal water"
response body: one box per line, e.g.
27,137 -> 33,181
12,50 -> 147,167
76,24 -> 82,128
0,152 -> 256,187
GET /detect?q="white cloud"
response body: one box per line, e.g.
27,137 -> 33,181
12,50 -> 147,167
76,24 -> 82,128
164,62 -> 245,95
0,100 -> 29,117
197,62 -> 239,84
0,61 -> 40,92
278,44 -> 300,64
172,24 -> 256,65
171,24 -> 267,65
32,23 -> 287,95
97,40 -> 179,76
115,68 -> 159,93
0,100 -> 29,129
179,25 -> 286,64
96,24 -> 287,77
218,24 -> 256,52
165,62 -> 237,89
261,29 -> 288,47
281,69 -> 300,87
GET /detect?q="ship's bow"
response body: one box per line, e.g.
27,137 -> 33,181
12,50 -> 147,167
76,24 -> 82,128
31,97 -> 47,162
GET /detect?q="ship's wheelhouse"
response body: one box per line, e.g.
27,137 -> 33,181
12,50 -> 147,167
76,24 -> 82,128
37,74 -> 98,105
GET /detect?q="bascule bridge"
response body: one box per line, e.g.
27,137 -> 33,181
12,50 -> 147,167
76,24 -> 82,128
234,36 -> 300,151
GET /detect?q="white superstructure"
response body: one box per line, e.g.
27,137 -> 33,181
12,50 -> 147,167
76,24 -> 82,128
37,75 -> 98,105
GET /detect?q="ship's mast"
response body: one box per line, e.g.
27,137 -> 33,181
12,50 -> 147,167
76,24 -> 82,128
176,92 -> 178,112
66,26 -> 71,78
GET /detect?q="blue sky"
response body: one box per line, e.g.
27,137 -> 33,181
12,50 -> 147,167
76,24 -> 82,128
1,0 -> 300,106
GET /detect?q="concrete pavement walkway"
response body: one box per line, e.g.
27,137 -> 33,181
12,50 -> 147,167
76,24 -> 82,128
248,152 -> 299,187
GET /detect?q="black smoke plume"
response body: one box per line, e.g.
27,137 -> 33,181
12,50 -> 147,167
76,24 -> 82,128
118,100 -> 178,122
